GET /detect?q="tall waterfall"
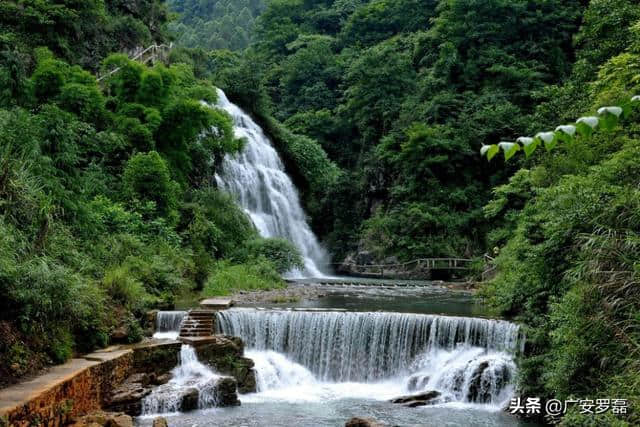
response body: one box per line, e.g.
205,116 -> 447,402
217,309 -> 523,406
153,311 -> 186,340
213,89 -> 329,278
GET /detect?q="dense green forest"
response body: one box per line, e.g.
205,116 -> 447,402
1,0 -> 639,425
167,0 -> 640,424
167,0 -> 265,50
193,0 -> 586,262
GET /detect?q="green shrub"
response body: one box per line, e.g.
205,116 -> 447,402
184,188 -> 258,259
57,83 -> 105,124
31,59 -> 67,101
123,151 -> 179,222
243,237 -> 304,274
101,266 -> 149,313
202,259 -> 284,296
124,315 -> 144,344
48,327 -> 73,364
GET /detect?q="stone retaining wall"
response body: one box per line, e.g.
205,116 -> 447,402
0,341 -> 181,427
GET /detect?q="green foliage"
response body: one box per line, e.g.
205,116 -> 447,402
102,266 -> 150,313
224,0 -> 584,262
168,0 -> 265,51
0,9 -> 259,378
481,7 -> 640,423
0,0 -> 169,68
123,151 -> 179,221
202,259 -> 284,297
243,238 -> 304,274
182,188 -> 258,259
124,314 -> 144,344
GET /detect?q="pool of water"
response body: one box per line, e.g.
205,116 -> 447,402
240,281 -> 490,318
137,399 -> 531,427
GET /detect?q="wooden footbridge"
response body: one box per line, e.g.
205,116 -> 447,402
330,257 -> 473,280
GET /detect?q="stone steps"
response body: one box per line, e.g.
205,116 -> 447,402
178,310 -> 215,338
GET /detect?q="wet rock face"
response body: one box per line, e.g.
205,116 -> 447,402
466,361 -> 490,403
466,361 -> 511,403
194,335 -> 257,393
213,376 -> 241,407
133,342 -> 181,376
105,372 -> 173,416
141,382 -> 201,414
390,390 -> 442,407
180,387 -> 199,411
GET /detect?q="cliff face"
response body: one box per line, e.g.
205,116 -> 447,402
0,341 -> 181,427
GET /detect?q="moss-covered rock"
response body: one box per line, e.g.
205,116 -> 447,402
132,341 -> 181,376
193,335 -> 257,393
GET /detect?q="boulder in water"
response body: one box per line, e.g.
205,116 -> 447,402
390,390 -> 441,407
180,387 -> 200,411
154,372 -> 172,385
214,376 -> 241,407
152,417 -> 168,427
466,361 -> 490,403
345,417 -> 385,427
194,335 -> 243,360
194,335 -> 257,393
465,360 -> 512,403
69,411 -> 133,427
106,378 -> 153,416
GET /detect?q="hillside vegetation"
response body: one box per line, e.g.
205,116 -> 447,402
0,0 -> 300,387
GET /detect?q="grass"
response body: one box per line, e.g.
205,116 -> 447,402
201,260 -> 285,297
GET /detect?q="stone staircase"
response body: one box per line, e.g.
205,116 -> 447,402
178,310 -> 215,338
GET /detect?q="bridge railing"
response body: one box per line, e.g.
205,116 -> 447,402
97,43 -> 173,82
328,257 -> 473,277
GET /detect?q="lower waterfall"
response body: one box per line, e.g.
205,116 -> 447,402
217,309 -> 523,407
142,345 -> 221,415
153,311 -> 186,340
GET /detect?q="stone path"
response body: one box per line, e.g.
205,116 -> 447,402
199,298 -> 234,309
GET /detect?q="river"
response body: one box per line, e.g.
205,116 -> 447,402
140,284 -> 535,427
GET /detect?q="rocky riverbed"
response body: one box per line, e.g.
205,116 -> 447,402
230,284 -> 328,304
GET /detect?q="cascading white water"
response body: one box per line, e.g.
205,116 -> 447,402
217,309 -> 523,407
213,89 -> 329,278
153,311 -> 186,340
142,345 -> 221,415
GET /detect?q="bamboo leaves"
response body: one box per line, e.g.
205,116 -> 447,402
481,96 -> 639,160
